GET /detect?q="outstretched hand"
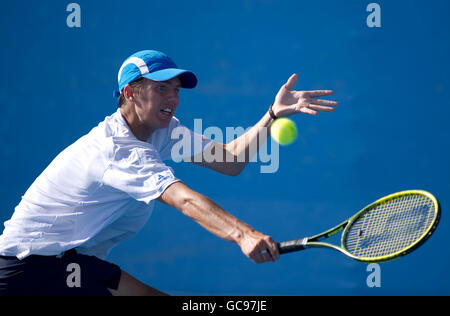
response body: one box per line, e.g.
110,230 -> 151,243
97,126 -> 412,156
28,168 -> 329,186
272,74 -> 338,117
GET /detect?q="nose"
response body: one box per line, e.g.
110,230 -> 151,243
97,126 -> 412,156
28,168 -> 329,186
167,87 -> 179,102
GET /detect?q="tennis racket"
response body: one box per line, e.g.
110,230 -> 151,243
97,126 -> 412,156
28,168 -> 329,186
277,190 -> 441,263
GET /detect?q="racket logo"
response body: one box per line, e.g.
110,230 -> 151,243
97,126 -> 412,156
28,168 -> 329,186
358,204 -> 431,250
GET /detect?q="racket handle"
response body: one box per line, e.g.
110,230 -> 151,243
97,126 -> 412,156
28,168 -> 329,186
277,238 -> 308,255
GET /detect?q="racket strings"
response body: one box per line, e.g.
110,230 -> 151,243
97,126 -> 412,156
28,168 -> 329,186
344,194 -> 436,259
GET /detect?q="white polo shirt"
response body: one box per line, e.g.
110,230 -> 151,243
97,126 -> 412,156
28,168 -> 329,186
0,109 -> 211,260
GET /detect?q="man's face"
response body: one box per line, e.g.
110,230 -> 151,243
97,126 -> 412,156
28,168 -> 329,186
133,76 -> 181,130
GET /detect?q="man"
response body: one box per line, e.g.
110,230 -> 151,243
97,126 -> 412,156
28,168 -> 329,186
0,50 -> 337,296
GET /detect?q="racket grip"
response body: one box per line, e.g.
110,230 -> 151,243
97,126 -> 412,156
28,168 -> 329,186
277,238 -> 308,255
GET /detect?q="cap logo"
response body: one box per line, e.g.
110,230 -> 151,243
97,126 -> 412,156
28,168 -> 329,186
117,57 -> 149,82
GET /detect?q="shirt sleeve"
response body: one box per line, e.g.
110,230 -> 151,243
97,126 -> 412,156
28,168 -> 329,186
102,140 -> 180,204
158,118 -> 213,162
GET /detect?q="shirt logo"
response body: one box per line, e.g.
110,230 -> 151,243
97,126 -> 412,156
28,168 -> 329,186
156,174 -> 169,186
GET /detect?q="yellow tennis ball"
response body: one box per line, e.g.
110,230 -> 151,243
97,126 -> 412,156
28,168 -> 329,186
270,118 -> 298,145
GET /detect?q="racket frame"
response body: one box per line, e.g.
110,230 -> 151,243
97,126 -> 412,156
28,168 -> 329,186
278,190 -> 441,263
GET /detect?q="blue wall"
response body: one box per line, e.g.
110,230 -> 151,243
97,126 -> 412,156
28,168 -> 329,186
1,0 -> 449,295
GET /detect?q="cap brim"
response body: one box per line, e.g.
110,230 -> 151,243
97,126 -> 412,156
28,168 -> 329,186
142,68 -> 197,89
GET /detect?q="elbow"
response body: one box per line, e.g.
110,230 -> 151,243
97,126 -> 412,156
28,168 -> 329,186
228,169 -> 242,177
226,163 -> 245,177
226,171 -> 240,177
179,197 -> 193,217
215,168 -> 241,177
158,181 -> 196,215
222,145 -> 244,177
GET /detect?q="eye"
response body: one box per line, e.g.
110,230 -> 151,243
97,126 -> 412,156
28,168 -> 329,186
157,84 -> 166,92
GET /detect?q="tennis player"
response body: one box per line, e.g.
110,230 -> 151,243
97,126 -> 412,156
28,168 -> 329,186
0,50 -> 337,296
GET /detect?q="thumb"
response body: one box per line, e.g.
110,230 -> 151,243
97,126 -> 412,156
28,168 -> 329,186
284,73 -> 298,90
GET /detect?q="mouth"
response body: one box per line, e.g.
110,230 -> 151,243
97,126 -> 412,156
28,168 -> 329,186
160,106 -> 174,117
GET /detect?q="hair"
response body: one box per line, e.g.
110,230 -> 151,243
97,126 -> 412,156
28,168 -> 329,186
118,77 -> 148,108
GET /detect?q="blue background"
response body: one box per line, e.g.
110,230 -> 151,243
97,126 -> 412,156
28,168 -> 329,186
1,0 -> 449,295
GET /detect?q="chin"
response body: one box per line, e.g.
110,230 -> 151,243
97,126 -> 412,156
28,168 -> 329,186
157,112 -> 173,126
154,118 -> 172,129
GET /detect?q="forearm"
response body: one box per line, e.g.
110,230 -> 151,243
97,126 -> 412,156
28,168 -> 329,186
225,110 -> 274,164
158,182 -> 280,263
191,109 -> 275,176
159,182 -> 253,244
181,190 -> 253,244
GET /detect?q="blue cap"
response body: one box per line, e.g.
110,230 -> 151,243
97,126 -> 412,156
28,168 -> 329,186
115,50 -> 197,96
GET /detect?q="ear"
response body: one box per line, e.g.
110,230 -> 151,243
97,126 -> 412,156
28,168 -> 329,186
123,84 -> 134,99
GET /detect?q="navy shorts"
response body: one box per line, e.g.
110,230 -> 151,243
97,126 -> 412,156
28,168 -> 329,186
0,249 -> 121,296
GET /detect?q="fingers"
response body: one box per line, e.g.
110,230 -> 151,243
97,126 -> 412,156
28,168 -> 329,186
310,99 -> 339,107
291,91 -> 338,116
301,99 -> 338,116
307,104 -> 336,113
284,74 -> 298,91
299,107 -> 318,116
304,90 -> 334,98
248,236 -> 280,264
251,248 -> 271,264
